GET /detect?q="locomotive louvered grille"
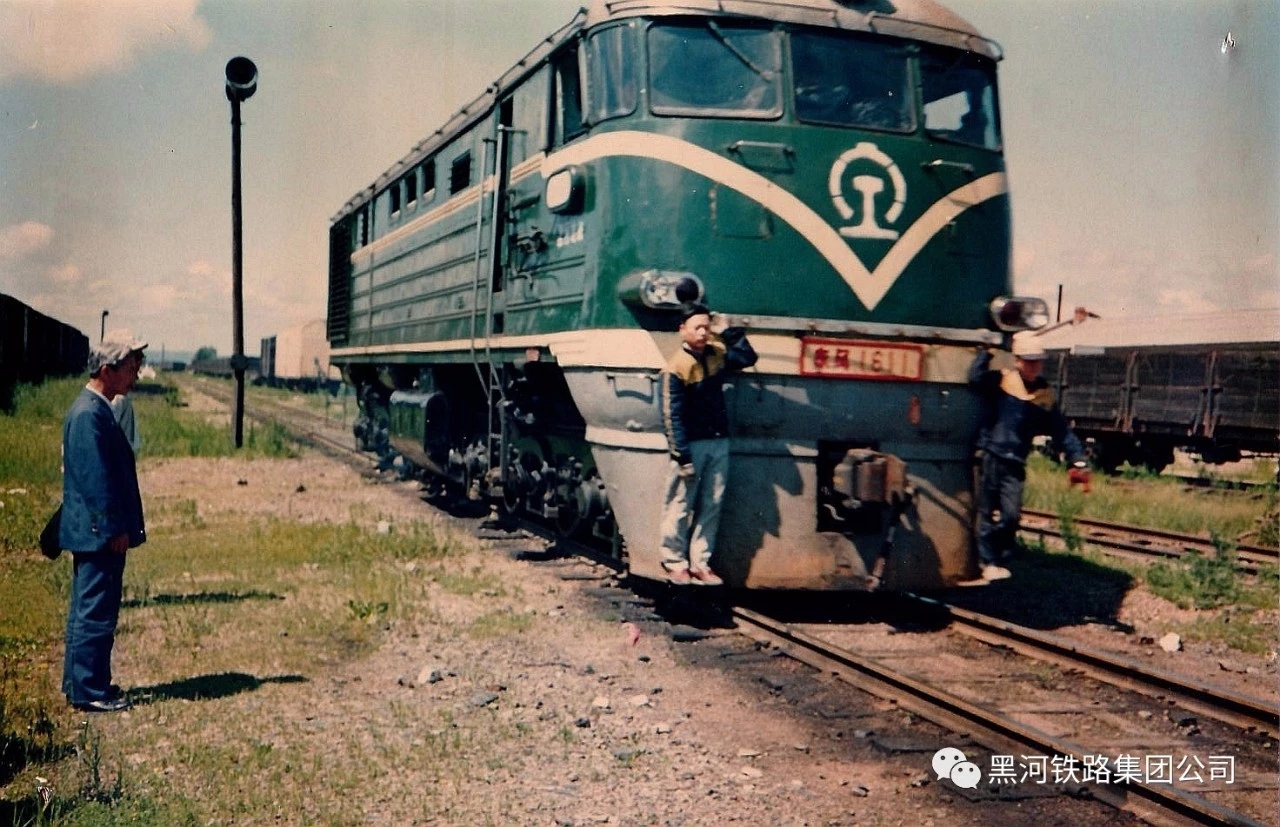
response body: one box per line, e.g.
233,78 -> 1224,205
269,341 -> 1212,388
327,220 -> 352,345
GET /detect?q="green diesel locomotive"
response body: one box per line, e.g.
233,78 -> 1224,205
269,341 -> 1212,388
326,0 -> 1048,590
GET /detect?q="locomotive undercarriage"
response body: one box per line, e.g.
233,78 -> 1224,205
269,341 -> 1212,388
349,361 -> 618,548
346,357 -> 981,590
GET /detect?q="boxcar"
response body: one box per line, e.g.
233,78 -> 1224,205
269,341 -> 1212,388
260,321 -> 340,392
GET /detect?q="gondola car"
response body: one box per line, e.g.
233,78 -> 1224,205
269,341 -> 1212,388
0,293 -> 90,410
1037,309 -> 1280,472
326,0 -> 1048,590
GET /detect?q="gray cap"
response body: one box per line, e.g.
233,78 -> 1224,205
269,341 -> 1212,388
88,329 -> 147,375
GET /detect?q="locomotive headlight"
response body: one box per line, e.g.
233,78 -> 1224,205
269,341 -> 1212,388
544,166 -> 585,214
616,269 -> 705,310
989,296 -> 1050,332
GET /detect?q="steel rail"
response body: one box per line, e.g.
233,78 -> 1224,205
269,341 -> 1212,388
732,606 -> 1270,827
1020,510 -> 1277,574
905,594 -> 1278,738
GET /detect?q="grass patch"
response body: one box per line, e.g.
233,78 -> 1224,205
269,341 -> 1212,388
1173,610 -> 1276,655
1145,534 -> 1242,610
429,564 -> 507,597
1024,453 -> 1268,540
466,609 -> 532,640
133,384 -> 297,459
0,379 -> 490,823
0,510 -> 461,824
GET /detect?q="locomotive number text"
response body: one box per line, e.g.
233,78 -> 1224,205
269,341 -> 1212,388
798,338 -> 924,381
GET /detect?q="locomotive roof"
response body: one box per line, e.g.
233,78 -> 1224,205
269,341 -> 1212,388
583,0 -> 998,58
332,0 -> 997,222
1036,307 -> 1280,352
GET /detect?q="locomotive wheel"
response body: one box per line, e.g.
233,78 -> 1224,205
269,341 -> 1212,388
502,439 -> 550,516
501,483 -> 525,516
554,495 -> 585,537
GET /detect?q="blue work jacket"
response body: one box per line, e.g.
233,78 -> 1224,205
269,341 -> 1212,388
969,350 -> 1086,466
59,388 -> 146,553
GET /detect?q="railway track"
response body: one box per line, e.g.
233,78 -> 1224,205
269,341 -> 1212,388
733,608 -> 1275,827
200,380 -> 1278,825
1020,509 -> 1278,574
902,594 -> 1277,738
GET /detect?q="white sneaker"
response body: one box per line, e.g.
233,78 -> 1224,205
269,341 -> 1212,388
982,564 -> 1012,582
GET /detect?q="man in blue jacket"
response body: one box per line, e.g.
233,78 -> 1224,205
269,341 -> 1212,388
61,330 -> 147,712
659,303 -> 757,585
970,335 -> 1089,582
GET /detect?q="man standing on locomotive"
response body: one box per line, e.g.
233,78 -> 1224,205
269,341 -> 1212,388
970,334 -> 1090,581
659,303 -> 757,586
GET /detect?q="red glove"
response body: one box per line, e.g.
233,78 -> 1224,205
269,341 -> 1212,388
1068,464 -> 1091,493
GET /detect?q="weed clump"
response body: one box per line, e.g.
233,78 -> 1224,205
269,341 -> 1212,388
1146,532 -> 1241,610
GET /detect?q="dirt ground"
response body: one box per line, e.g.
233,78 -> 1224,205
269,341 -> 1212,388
105,445 -> 1226,826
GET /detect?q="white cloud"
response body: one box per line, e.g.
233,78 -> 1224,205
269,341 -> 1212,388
0,221 -> 54,258
1156,289 -> 1219,315
0,0 -> 211,85
137,282 -> 179,313
46,263 -> 81,284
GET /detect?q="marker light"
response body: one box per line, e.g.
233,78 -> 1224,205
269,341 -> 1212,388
545,166 -> 585,214
988,297 -> 1050,332
616,270 -> 705,310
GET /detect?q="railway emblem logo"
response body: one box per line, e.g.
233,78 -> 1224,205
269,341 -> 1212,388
829,142 -> 906,241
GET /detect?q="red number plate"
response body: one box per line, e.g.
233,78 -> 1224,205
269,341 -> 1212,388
798,338 -> 924,381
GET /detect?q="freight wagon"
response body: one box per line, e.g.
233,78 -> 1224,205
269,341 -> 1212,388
259,320 -> 341,392
0,293 -> 90,411
1037,309 -> 1280,472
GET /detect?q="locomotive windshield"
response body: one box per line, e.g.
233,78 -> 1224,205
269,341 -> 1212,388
586,24 -> 639,122
920,47 -> 1002,151
636,20 -> 1003,152
792,31 -> 913,132
648,22 -> 783,118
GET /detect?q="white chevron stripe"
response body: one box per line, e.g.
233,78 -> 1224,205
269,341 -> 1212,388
543,131 -> 1006,311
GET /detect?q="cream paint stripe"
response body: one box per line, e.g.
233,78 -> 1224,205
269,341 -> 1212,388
542,131 -> 1007,310
332,329 -> 979,382
352,154 -> 548,265
870,171 -> 1009,301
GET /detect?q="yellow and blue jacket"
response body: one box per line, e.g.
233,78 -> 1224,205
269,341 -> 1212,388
661,328 -> 757,466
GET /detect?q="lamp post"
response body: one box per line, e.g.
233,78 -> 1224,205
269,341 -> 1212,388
225,56 -> 257,448
99,309 -> 109,342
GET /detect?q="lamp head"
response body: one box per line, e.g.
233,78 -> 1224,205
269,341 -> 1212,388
225,56 -> 258,102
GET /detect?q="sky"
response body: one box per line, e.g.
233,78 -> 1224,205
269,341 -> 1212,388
1,0 -> 1276,358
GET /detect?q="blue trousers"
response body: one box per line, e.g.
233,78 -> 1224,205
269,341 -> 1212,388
659,438 -> 730,572
63,551 -> 126,705
976,452 -> 1026,565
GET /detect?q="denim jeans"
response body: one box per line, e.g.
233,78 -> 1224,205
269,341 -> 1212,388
976,452 -> 1026,565
63,551 -> 126,705
659,438 -> 730,572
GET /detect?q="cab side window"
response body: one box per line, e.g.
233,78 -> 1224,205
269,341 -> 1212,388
552,43 -> 585,146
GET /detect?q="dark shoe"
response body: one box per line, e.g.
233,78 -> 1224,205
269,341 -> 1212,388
666,567 -> 692,585
72,697 -> 132,713
689,568 -> 724,586
106,684 -> 124,700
